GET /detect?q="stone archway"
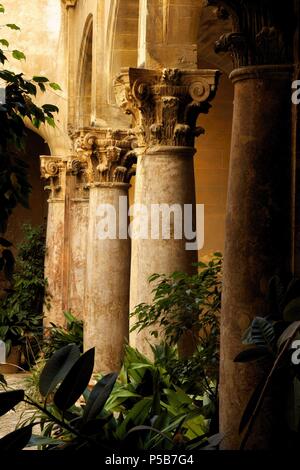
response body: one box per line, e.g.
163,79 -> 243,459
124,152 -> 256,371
77,14 -> 93,127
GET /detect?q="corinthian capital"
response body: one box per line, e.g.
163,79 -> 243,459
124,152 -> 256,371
206,0 -> 294,68
40,156 -> 67,200
114,67 -> 220,148
70,127 -> 136,186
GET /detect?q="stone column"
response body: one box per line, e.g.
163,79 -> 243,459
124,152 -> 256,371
221,65 -> 293,450
208,0 -> 295,449
40,156 -> 67,327
76,128 -> 135,373
115,67 -> 219,356
65,155 -> 90,320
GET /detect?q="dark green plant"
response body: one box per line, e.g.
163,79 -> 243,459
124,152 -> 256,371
130,253 -> 222,351
0,344 -> 223,450
151,343 -> 219,432
44,311 -> 83,358
0,224 -> 48,364
130,254 -> 221,427
104,344 -> 217,442
0,3 -> 60,278
234,275 -> 300,449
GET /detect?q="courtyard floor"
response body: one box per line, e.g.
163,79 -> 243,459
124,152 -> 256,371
0,373 -> 33,439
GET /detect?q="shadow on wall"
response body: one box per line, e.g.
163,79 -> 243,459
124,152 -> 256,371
195,68 -> 234,257
5,128 -> 50,254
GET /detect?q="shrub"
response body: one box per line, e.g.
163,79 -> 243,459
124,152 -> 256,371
0,344 -> 223,450
0,224 -> 48,364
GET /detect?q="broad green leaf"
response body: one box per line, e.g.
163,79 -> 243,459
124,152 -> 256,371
42,104 -> 59,113
0,50 -> 6,63
0,5 -> 5,13
49,82 -> 62,91
184,413 -> 206,439
163,387 -> 192,410
126,424 -> 173,443
0,390 -> 24,416
12,50 -> 26,61
0,39 -> 9,47
0,424 -> 32,451
32,76 -> 49,83
45,116 -> 55,127
105,387 -> 142,411
26,435 -> 63,448
6,24 -> 20,30
39,344 -> 80,397
38,82 -> 46,92
234,346 -> 271,363
83,372 -> 118,422
115,398 -> 152,439
32,117 -> 40,128
54,348 -> 95,411
130,363 -> 153,370
245,317 -> 275,348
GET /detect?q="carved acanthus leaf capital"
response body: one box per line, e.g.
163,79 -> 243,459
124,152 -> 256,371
206,0 -> 294,68
70,127 -> 137,185
40,156 -> 67,199
114,67 -> 220,148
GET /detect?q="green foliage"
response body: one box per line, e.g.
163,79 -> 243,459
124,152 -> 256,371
153,343 -> 218,414
44,311 -> 83,358
0,344 -> 222,450
0,224 -> 47,363
105,345 -> 217,444
39,344 -> 81,398
131,253 -> 222,350
0,3 -> 60,277
129,256 -> 221,433
234,275 -> 300,449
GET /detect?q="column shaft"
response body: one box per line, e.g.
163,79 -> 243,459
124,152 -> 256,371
68,195 -> 89,318
41,156 -> 67,327
220,65 -> 293,449
84,184 -> 130,373
130,146 -> 197,355
44,198 -> 65,326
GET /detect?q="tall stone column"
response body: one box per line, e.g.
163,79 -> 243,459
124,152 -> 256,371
115,67 -> 219,356
76,128 -> 135,373
208,0 -> 295,449
40,156 -> 67,327
64,155 -> 90,320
